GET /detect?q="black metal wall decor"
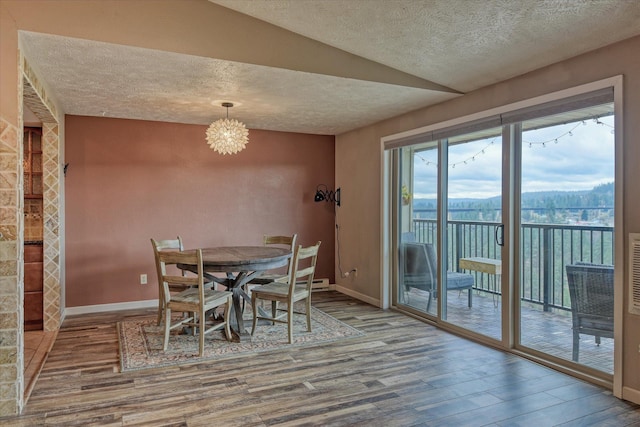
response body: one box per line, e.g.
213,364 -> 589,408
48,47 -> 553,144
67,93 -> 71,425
314,184 -> 340,206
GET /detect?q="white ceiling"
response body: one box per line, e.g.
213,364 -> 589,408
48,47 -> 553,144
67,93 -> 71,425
19,0 -> 640,135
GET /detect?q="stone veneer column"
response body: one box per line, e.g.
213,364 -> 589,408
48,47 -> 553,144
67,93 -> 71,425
22,53 -> 63,334
42,123 -> 60,331
0,117 -> 23,415
0,48 -> 62,417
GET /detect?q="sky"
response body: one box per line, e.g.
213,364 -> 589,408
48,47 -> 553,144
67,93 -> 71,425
412,115 -> 615,200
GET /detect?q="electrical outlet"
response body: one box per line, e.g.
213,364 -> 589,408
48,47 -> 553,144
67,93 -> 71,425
344,268 -> 357,278
140,274 -> 147,285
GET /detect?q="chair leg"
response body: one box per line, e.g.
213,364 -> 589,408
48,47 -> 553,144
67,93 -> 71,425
572,330 -> 580,362
199,308 -> 205,357
157,286 -> 164,326
163,308 -> 171,351
306,297 -> 312,332
191,312 -> 197,336
287,302 -> 294,344
271,301 -> 277,325
467,288 -> 473,308
595,335 -> 601,346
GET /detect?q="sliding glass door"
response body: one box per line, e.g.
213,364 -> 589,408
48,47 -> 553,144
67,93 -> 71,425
517,105 -> 615,373
390,84 -> 617,380
444,130 -> 503,339
397,142 -> 439,316
396,127 -> 504,342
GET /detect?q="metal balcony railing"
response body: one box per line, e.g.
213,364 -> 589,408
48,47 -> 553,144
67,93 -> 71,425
411,218 -> 614,312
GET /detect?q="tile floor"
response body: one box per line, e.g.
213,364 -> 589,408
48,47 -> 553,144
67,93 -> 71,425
23,330 -> 56,402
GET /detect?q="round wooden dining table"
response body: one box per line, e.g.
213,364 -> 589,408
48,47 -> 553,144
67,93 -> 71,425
178,246 -> 291,341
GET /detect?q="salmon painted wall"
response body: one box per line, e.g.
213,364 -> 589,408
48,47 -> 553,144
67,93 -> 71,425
65,115 -> 335,307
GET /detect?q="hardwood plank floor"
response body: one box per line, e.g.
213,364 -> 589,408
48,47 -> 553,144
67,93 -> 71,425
2,291 -> 640,426
403,287 -> 614,373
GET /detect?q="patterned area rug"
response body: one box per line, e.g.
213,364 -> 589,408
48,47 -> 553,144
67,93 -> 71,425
117,304 -> 363,372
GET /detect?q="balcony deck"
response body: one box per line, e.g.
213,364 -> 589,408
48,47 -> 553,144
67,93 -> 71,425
402,288 -> 613,374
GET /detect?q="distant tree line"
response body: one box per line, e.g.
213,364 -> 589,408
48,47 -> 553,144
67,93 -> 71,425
413,182 -> 614,224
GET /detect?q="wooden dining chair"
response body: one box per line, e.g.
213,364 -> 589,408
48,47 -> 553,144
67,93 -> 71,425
158,249 -> 232,356
248,234 -> 298,285
244,234 -> 298,311
151,236 -> 185,326
250,241 -> 321,344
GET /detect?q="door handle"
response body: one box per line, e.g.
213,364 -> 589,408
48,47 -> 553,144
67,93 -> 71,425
495,224 -> 504,247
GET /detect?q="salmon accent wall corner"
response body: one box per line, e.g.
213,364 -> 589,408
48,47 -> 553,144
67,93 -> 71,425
65,116 -> 335,307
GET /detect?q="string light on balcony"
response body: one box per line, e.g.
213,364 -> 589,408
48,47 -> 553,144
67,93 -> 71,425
416,139 -> 496,168
525,122 -> 581,147
593,116 -> 615,134
415,115 -> 614,168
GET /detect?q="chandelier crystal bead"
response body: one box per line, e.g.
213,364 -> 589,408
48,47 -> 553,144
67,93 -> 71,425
205,102 -> 249,155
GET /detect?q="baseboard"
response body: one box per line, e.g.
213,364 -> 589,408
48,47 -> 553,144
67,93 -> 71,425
333,284 -> 380,307
622,386 -> 640,405
65,299 -> 158,316
311,278 -> 330,290
64,282 -> 368,316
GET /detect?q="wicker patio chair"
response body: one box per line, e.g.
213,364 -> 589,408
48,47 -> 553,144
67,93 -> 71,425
565,263 -> 614,362
401,242 -> 474,311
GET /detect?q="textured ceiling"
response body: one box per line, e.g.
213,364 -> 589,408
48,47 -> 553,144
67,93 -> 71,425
19,31 -> 456,135
19,0 -> 640,135
215,0 -> 640,93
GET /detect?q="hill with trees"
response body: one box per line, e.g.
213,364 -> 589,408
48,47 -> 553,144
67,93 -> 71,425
413,182 -> 613,225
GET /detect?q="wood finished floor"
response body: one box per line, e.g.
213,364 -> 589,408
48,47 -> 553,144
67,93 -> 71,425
3,291 -> 640,426
402,287 -> 614,373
